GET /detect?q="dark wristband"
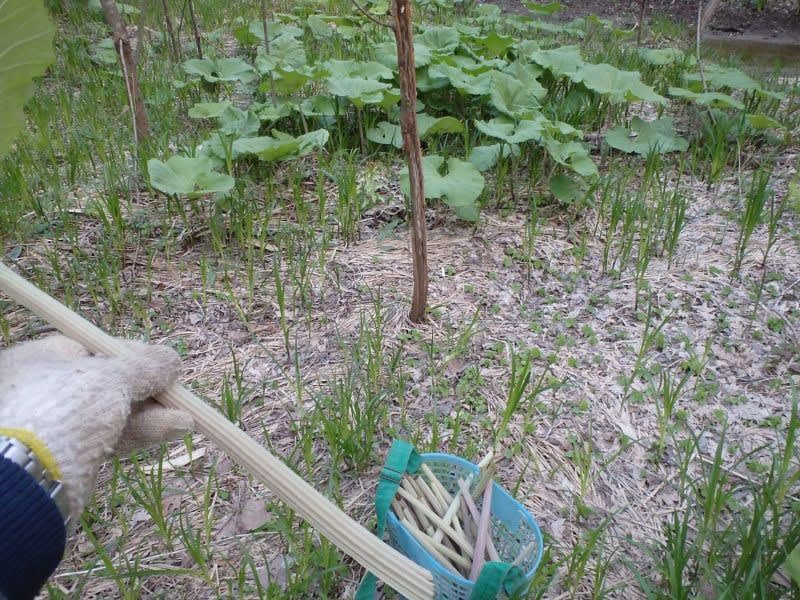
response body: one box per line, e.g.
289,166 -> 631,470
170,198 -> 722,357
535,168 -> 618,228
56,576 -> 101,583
0,456 -> 66,600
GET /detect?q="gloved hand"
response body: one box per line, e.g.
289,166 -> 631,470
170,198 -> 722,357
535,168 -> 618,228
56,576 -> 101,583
0,335 -> 193,523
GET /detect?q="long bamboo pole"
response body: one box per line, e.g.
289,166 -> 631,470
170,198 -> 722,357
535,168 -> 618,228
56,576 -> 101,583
0,261 -> 434,600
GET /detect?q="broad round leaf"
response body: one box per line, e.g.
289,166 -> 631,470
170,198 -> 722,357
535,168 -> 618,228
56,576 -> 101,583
148,156 -> 234,197
475,117 -> 544,144
188,102 -> 234,119
0,0 -> 56,158
400,155 -> 485,222
574,63 -> 666,105
418,115 -> 464,137
327,77 -> 392,106
182,57 -> 256,83
746,113 -> 785,130
374,41 -> 433,70
543,138 -> 597,176
490,71 -> 545,118
604,117 -> 688,155
367,122 -> 403,148
527,45 -> 585,78
427,63 -> 494,96
417,26 -> 461,54
549,174 -> 585,203
668,87 -> 744,110
468,143 -> 519,172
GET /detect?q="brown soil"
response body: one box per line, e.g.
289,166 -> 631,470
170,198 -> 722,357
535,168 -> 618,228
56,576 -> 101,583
483,0 -> 800,41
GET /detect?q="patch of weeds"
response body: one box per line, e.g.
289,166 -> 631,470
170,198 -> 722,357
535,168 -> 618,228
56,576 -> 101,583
639,400 -> 800,597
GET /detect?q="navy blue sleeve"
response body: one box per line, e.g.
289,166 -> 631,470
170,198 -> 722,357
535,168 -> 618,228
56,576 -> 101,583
0,457 -> 66,600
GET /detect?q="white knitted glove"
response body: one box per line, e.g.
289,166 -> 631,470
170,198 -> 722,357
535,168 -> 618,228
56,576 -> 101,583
0,335 -> 193,523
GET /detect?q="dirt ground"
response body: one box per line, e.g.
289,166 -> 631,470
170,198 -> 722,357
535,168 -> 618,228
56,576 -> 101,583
484,0 -> 800,40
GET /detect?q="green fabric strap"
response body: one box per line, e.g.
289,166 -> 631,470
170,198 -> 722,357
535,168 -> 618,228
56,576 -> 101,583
355,440 -> 421,600
468,561 -> 526,600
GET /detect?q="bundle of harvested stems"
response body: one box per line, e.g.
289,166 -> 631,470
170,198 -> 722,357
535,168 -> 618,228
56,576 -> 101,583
390,451 -> 512,580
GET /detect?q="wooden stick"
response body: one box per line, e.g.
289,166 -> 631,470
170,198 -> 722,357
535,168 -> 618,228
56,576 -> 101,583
415,476 -> 447,514
458,479 -> 500,562
401,477 -> 433,529
420,464 -> 453,504
469,483 -> 493,581
0,262 -> 435,600
393,499 -> 420,531
400,518 -> 460,576
399,517 -> 471,570
431,488 -> 464,544
396,487 -> 474,557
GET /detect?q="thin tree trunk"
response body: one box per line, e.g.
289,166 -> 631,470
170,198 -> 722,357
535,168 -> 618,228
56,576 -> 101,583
161,0 -> 181,60
99,0 -> 149,143
187,0 -> 203,58
260,0 -> 277,105
391,0 -> 428,323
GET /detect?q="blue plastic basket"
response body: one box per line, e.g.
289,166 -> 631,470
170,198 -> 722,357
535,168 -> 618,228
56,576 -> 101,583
385,453 -> 544,600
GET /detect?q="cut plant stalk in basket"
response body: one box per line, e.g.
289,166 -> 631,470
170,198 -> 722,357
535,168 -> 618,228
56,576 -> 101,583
470,483 -> 494,581
0,262 -> 436,600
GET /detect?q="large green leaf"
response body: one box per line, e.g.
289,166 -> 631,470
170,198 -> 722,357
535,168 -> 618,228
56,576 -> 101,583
148,156 -> 234,198
668,86 -> 744,109
467,143 -> 519,172
0,0 -> 56,158
418,115 -> 464,137
254,33 -> 307,72
684,64 -> 761,92
549,174 -> 586,204
218,106 -> 261,137
604,117 -> 688,155
543,138 -> 597,176
252,99 -> 293,122
746,113 -> 785,130
574,63 -> 666,105
367,122 -> 403,148
472,32 -> 515,58
367,115 -> 464,149
233,19 -> 303,46
400,155 -> 485,221
323,59 -> 393,81
374,41 -> 433,70
188,101 -> 233,118
503,60 -> 543,83
417,26 -> 461,54
427,63 -> 495,96
327,77 -> 392,106
91,38 -> 118,65
490,71 -> 545,119
475,117 -> 545,144
182,57 -> 256,83
527,45 -> 585,78
269,66 -> 315,94
298,95 -> 337,117
233,129 -> 329,161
